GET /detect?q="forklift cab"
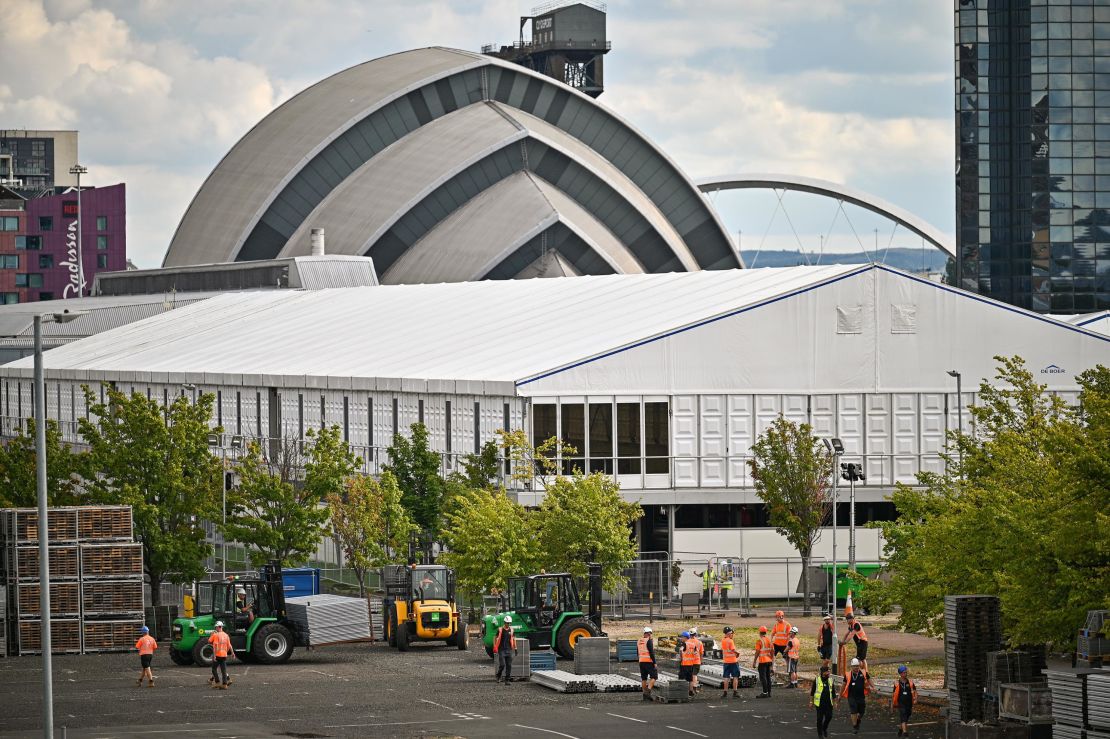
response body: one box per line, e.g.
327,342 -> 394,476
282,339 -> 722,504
207,564 -> 286,651
506,574 -> 581,631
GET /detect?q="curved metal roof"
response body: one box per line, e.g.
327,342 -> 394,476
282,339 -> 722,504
164,47 -> 738,281
697,173 -> 955,258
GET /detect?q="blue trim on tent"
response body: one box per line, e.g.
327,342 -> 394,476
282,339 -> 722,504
1076,312 -> 1108,327
515,263 -> 1110,388
873,265 -> 1110,344
515,265 -> 872,387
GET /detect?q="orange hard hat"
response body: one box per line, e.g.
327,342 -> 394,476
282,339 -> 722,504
775,610 -> 784,618
759,625 -> 768,633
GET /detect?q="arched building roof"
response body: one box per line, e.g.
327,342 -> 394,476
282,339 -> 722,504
163,47 -> 739,281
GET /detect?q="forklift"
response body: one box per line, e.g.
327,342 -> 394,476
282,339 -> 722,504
169,562 -> 303,666
382,564 -> 468,651
481,564 -> 604,659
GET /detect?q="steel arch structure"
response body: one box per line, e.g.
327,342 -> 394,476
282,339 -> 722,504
696,173 -> 955,258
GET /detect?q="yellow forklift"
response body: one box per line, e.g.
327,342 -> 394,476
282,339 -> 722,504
382,564 -> 468,651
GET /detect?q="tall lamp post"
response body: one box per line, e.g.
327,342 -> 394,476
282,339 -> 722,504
32,309 -> 86,739
823,438 -> 844,623
68,165 -> 88,297
947,370 -> 963,469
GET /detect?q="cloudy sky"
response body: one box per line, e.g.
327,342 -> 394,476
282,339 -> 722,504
1,0 -> 954,267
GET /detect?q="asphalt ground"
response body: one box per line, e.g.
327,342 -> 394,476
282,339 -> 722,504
0,640 -> 946,738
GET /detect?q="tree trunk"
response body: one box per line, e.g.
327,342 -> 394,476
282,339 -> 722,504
149,573 -> 162,608
800,551 -> 811,616
356,569 -> 366,600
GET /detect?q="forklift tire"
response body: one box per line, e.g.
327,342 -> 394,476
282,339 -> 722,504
252,623 -> 294,664
169,647 -> 193,666
555,617 -> 600,659
191,639 -> 215,668
387,605 -> 398,648
396,621 -> 410,652
455,623 -> 469,651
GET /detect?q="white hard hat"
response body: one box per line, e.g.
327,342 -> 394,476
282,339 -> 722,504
215,621 -> 224,628
236,587 -> 246,594
643,626 -> 653,633
850,658 -> 860,666
790,626 -> 799,634
690,627 -> 698,634
503,615 -> 512,624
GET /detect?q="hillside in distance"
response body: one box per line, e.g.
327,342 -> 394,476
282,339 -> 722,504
741,248 -> 949,272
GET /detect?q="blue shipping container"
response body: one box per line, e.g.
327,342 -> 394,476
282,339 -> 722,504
281,568 -> 321,599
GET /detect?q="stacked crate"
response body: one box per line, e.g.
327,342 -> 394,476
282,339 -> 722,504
945,595 -> 1003,723
77,507 -> 143,652
1,506 -> 143,655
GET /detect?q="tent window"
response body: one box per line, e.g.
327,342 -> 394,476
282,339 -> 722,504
645,401 -> 669,474
617,402 -> 641,474
588,402 -> 613,473
560,403 -> 585,475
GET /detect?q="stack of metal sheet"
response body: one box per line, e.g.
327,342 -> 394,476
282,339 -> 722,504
285,594 -> 371,646
945,595 -> 1002,722
1047,667 -> 1101,733
592,674 -> 642,692
697,662 -> 758,689
531,669 -> 597,693
652,676 -> 690,703
573,637 -> 610,675
1090,673 -> 1110,732
368,596 -> 385,641
509,639 -> 531,681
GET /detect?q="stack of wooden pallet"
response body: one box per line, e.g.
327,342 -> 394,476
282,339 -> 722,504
1,506 -> 143,655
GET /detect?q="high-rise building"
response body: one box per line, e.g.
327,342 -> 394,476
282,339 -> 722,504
0,130 -> 79,190
955,0 -> 1110,313
0,183 -> 126,302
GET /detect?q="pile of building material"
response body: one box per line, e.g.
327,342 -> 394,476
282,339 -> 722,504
1088,673 -> 1110,733
1078,610 -> 1108,668
508,639 -> 531,681
368,596 -> 385,642
1,506 -> 143,655
284,593 -> 371,646
616,639 -> 639,662
652,676 -> 690,703
531,669 -> 597,693
530,649 -> 557,672
591,674 -> 642,692
945,595 -> 1003,722
985,650 -> 1043,722
1047,667 -> 1106,738
698,662 -> 759,689
573,637 -> 610,675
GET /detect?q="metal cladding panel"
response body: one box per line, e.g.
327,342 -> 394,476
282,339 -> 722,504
423,395 -> 447,453
479,399 -> 503,445
837,394 -> 864,456
698,394 -> 726,487
281,391 -> 301,440
892,393 -> 919,484
783,394 -> 808,427
348,393 -> 369,448
919,392 -> 947,475
811,394 -> 836,438
727,394 -> 754,485
864,393 -> 890,481
671,394 -> 697,488
755,394 -> 781,438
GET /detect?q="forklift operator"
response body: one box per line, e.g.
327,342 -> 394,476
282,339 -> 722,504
416,572 -> 444,599
234,587 -> 255,627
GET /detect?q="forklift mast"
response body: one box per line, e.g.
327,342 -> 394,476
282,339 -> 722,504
260,561 -> 287,619
588,563 -> 603,632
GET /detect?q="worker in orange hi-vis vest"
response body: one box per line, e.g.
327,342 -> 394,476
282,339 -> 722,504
207,621 -> 234,690
770,609 -> 793,677
719,626 -> 741,699
134,625 -> 157,688
785,626 -> 801,688
751,625 -> 775,698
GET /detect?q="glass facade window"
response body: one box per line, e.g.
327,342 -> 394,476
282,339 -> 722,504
1,293 -> 18,304
97,253 -> 108,268
531,399 -> 669,477
644,401 -> 669,474
97,235 -> 108,250
38,254 -> 52,269
560,402 -> 585,474
0,217 -> 17,231
38,292 -> 53,301
616,402 -> 641,474
14,235 -> 40,250
38,216 -> 52,231
15,273 -> 43,288
0,255 -> 17,269
96,216 -> 107,231
587,402 -> 613,473
957,0 -> 1110,312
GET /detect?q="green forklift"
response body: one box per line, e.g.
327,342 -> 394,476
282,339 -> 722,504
481,564 -> 604,659
169,562 -> 303,666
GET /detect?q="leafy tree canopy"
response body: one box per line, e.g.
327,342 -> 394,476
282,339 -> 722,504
0,419 -> 90,507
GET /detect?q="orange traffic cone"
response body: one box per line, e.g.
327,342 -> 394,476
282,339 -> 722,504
845,589 -> 854,619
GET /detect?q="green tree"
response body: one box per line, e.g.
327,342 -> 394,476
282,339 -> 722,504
78,385 -> 223,607
224,439 -> 329,568
748,416 -> 833,615
451,439 -> 501,491
0,419 -> 90,507
327,472 -> 414,598
384,422 -> 445,556
303,425 -> 363,502
866,357 -> 1110,645
440,485 -> 540,597
536,472 -> 642,591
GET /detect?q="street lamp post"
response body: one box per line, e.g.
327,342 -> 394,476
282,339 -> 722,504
68,165 -> 88,297
947,370 -> 963,469
33,309 -> 86,739
823,439 -> 844,634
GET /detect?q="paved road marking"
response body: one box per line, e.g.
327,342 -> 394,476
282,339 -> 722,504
420,698 -> 455,711
668,726 -> 709,738
325,716 -> 477,728
511,724 -> 583,739
606,712 -> 647,723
